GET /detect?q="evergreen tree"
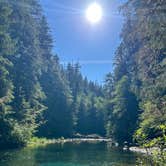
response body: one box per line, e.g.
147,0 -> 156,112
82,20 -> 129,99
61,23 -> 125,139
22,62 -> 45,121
38,56 -> 73,138
105,76 -> 138,144
0,1 -> 16,146
108,0 -> 166,147
0,0 -> 48,146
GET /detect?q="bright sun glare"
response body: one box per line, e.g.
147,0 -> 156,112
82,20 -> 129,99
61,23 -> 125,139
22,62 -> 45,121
86,2 -> 102,24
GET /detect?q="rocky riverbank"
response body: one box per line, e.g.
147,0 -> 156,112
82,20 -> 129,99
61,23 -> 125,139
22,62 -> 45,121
129,146 -> 160,154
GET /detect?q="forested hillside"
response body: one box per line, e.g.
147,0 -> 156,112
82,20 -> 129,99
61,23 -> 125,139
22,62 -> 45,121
104,0 -> 166,148
0,0 -> 105,148
0,0 -> 165,158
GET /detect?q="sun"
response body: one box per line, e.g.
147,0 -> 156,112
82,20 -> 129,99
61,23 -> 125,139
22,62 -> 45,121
86,2 -> 102,24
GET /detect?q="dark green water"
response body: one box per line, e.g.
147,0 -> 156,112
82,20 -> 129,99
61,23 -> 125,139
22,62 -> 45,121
0,142 -> 145,166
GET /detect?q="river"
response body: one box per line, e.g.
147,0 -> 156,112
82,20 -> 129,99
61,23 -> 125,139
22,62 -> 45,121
0,142 -> 148,166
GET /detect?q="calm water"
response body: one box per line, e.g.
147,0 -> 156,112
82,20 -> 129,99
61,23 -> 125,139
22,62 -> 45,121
0,142 -> 145,166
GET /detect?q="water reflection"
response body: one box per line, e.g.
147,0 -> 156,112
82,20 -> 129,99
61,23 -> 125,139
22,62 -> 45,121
0,142 -> 148,166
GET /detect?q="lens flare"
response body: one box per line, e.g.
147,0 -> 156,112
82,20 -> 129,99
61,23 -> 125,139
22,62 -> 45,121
86,2 -> 102,24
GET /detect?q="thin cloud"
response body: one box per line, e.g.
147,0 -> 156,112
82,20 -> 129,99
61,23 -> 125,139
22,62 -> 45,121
61,60 -> 113,65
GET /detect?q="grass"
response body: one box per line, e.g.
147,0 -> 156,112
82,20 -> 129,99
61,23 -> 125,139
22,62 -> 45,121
27,137 -> 65,147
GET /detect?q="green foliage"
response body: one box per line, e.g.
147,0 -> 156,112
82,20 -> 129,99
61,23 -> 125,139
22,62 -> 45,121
108,1 -> 166,164
37,57 -> 73,138
0,1 -> 165,159
105,76 -> 139,144
0,0 -> 106,148
134,100 -> 166,146
65,63 -> 105,136
0,1 -> 16,147
107,0 -> 166,164
0,0 -> 47,147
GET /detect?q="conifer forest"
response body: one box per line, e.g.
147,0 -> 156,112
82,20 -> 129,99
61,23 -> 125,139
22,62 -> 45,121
0,0 -> 165,165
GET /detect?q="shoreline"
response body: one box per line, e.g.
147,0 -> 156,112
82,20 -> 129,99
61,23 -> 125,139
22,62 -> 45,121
28,137 -> 112,147
129,146 -> 161,154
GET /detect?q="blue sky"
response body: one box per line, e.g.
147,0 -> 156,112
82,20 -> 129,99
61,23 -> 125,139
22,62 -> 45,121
40,0 -> 125,84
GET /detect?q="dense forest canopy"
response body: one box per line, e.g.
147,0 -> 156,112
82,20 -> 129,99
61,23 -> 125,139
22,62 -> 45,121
0,0 -> 165,158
